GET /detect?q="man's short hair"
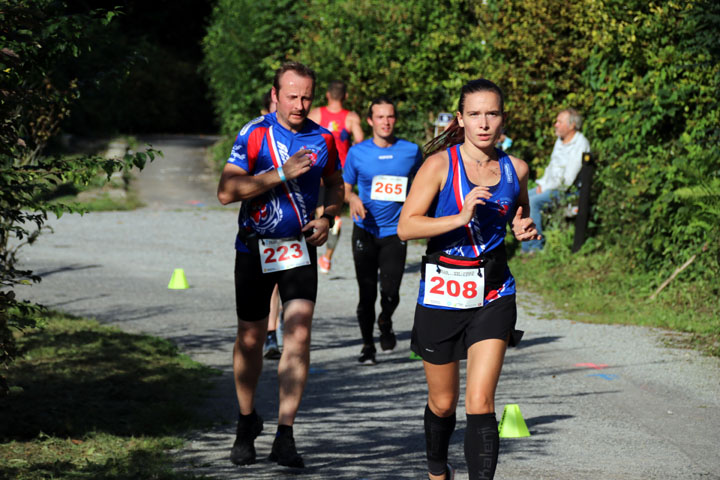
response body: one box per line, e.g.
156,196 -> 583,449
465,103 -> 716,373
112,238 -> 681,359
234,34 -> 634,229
273,61 -> 316,95
367,96 -> 395,119
563,108 -> 583,131
327,81 -> 346,101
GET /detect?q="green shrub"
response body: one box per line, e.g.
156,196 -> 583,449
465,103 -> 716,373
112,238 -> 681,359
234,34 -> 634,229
1,1 -> 157,395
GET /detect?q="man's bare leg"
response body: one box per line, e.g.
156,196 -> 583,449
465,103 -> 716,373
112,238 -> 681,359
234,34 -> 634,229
276,298 -> 314,425
267,298 -> 314,468
233,317 -> 268,415
230,316 -> 268,466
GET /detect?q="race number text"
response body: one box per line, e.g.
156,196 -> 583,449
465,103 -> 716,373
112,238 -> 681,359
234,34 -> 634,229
370,175 -> 408,202
260,236 -> 311,273
423,263 -> 485,309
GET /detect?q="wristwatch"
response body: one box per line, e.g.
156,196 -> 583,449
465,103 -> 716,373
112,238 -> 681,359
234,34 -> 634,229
321,213 -> 335,229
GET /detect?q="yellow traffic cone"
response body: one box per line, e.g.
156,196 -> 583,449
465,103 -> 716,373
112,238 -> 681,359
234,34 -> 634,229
498,404 -> 530,438
168,268 -> 189,289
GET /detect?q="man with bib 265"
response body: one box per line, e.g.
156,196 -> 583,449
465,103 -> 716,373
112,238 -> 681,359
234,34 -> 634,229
343,96 -> 423,365
217,62 -> 343,469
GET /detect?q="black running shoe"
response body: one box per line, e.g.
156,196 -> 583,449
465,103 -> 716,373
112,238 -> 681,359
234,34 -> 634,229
378,315 -> 396,352
358,345 -> 377,365
379,329 -> 396,352
268,431 -> 305,468
230,412 -> 263,466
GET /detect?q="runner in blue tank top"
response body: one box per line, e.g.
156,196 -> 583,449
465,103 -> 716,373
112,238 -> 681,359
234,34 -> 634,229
416,144 -> 518,308
398,79 -> 540,480
343,96 -> 423,364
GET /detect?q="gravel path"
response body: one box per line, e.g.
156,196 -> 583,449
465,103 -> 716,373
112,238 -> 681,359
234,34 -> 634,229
15,136 -> 720,479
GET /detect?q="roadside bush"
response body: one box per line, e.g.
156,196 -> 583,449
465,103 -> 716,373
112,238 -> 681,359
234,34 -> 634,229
473,0 -> 597,169
475,0 -> 719,294
0,1 -> 156,396
582,0 -> 720,280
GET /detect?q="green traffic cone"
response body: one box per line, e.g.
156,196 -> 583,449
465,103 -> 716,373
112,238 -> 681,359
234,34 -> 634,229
498,404 -> 530,438
168,268 -> 189,289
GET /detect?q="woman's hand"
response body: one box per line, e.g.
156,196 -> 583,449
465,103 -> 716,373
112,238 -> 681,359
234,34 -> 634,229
511,206 -> 541,241
457,186 -> 492,226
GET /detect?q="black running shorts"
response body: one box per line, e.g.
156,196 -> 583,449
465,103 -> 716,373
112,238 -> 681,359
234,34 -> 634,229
411,294 -> 520,365
233,245 -> 318,322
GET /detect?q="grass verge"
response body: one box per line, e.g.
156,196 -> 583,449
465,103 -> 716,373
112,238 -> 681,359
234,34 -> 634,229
0,311 -> 219,480
50,188 -> 145,212
508,229 -> 720,357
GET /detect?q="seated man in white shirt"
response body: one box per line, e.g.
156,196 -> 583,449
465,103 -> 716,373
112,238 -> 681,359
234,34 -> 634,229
523,108 -> 590,253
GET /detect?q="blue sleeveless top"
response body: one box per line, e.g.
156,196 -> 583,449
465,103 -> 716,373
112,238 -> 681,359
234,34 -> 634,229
418,145 -> 519,309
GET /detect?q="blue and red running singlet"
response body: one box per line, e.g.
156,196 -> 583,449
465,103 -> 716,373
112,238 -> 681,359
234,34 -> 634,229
227,112 -> 340,252
418,145 -> 520,308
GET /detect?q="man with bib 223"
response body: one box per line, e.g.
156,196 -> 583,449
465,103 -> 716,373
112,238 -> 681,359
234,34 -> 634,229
343,96 -> 422,365
217,62 -> 344,469
398,79 -> 539,480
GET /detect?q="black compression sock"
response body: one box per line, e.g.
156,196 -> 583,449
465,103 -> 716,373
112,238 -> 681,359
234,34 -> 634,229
276,424 -> 293,438
464,413 -> 499,480
424,404 -> 456,476
237,409 -> 259,429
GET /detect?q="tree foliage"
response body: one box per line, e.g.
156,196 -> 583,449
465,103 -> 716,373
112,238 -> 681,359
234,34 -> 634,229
202,0 -> 302,134
472,0 -> 598,167
63,0 -> 216,135
296,0 -> 486,142
201,0 -> 719,299
0,0 -> 158,396
582,0 -> 720,275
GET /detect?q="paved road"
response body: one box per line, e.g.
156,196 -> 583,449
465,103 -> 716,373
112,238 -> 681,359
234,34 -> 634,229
16,136 -> 720,479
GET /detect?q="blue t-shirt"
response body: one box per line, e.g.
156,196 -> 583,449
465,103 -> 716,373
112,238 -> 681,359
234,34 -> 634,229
227,112 -> 340,252
343,138 -> 423,238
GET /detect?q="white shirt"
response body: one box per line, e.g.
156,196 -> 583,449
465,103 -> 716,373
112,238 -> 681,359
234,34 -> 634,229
537,131 -> 590,191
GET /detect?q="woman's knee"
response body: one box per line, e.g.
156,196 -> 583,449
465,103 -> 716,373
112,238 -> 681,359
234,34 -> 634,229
465,391 -> 494,415
428,393 -> 458,417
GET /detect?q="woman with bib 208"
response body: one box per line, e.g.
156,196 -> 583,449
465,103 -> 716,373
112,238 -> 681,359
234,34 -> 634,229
398,79 -> 540,479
